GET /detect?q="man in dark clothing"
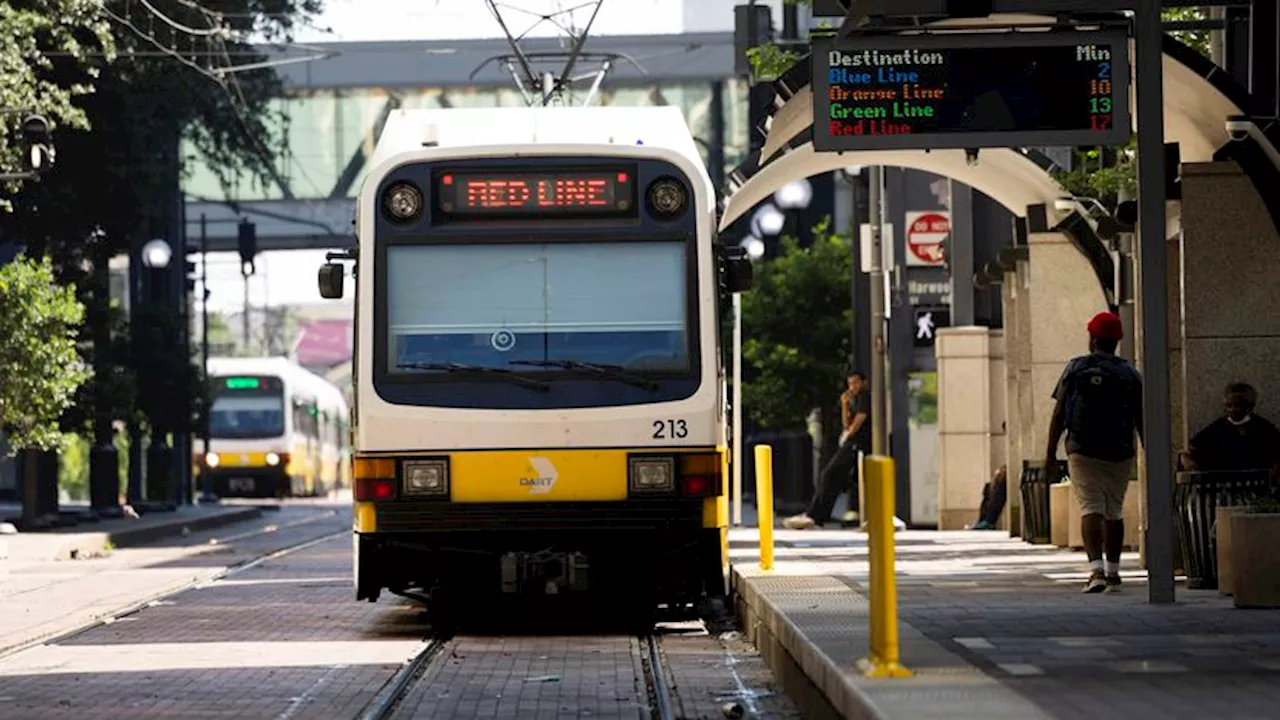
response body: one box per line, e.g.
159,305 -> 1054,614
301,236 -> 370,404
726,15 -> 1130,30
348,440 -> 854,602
968,465 -> 1007,530
784,371 -> 869,530
1045,311 -> 1144,594
1180,383 -> 1280,477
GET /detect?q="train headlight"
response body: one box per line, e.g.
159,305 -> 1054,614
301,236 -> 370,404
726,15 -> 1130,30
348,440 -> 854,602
628,456 -> 675,495
402,459 -> 449,497
266,452 -> 281,466
383,182 -> 424,223
205,453 -> 220,468
646,178 -> 688,219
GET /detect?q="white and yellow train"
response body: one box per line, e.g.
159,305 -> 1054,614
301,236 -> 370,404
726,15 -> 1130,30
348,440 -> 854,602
198,356 -> 351,499
317,105 -> 753,625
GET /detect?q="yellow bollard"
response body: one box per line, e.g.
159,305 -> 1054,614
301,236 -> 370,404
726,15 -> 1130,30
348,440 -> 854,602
754,444 -> 775,571
856,455 -> 913,679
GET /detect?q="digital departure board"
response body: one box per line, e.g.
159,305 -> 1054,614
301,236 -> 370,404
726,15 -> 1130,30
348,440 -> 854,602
435,169 -> 636,218
812,31 -> 1130,151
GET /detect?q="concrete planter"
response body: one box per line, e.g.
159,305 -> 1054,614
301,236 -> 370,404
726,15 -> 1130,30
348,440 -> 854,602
1045,481 -> 1141,550
1215,506 -> 1251,596
1229,512 -> 1280,608
1050,483 -> 1071,547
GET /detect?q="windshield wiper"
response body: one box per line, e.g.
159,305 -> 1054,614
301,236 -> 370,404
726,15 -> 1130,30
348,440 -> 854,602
397,362 -> 550,392
509,360 -> 659,391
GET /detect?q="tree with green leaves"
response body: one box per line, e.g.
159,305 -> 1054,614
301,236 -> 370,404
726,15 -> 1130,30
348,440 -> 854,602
0,0 -> 113,196
0,256 -> 89,451
0,0 -> 321,506
741,219 -> 852,455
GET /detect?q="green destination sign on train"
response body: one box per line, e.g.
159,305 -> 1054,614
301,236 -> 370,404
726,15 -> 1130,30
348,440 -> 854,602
811,30 -> 1131,152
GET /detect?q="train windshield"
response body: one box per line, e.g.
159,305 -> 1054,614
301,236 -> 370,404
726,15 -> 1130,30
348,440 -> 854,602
386,241 -> 689,375
209,393 -> 286,439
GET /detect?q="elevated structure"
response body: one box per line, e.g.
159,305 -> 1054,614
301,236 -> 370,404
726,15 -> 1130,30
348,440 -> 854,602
183,33 -> 745,253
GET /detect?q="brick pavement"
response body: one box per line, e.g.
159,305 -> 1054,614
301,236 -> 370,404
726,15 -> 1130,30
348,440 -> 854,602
390,629 -> 807,719
0,532 -> 423,720
657,624 -> 804,720
730,527 -> 1280,719
392,635 -> 647,719
0,505 -> 347,657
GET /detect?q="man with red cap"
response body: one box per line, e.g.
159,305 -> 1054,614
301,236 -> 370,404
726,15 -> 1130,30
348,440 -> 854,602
1045,311 -> 1144,593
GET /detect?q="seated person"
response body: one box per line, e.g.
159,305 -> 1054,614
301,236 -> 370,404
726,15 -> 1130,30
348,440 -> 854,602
968,464 -> 1007,530
1179,383 -> 1280,478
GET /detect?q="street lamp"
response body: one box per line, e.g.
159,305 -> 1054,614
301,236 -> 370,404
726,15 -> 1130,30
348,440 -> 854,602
142,239 -> 172,269
774,178 -> 813,211
729,232 -> 766,526
751,204 -> 786,238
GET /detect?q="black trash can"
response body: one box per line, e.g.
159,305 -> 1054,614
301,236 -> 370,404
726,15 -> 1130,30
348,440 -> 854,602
1019,459 -> 1065,545
744,430 -> 815,518
1174,469 -> 1274,589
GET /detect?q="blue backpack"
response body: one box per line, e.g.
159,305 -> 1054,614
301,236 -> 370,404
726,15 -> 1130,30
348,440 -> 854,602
1063,355 -> 1140,462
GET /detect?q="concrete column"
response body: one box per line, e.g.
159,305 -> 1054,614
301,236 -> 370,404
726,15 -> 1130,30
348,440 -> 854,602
988,329 -> 1008,486
935,327 -> 994,529
1180,162 -> 1280,450
999,233 -> 1110,536
1001,268 -> 1028,535
1027,232 -> 1110,463
1131,218 -> 1182,569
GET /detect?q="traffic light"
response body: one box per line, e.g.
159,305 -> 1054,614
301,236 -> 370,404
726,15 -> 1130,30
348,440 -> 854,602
237,219 -> 257,276
20,115 -> 54,174
184,243 -> 199,294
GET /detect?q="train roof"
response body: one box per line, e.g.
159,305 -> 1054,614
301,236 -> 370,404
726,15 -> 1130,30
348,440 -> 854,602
206,356 -> 347,411
369,106 -> 707,177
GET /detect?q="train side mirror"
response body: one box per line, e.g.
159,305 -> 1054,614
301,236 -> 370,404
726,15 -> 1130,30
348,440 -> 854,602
726,256 -> 754,293
720,246 -> 754,293
318,263 -> 344,299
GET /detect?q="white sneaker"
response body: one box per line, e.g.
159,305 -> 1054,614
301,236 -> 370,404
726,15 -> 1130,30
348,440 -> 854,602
783,514 -> 816,530
892,516 -> 907,531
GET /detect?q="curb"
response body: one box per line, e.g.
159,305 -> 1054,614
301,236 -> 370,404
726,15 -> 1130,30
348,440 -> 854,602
730,567 -> 887,720
48,507 -> 264,561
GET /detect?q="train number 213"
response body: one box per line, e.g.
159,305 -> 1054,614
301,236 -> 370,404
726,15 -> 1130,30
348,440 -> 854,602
652,419 -> 688,439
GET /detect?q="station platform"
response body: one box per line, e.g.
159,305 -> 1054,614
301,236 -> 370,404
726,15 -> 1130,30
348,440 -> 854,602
0,503 -> 262,562
728,524 -> 1280,720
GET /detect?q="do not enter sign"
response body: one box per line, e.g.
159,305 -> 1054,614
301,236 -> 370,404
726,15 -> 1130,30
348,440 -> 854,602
906,211 -> 949,267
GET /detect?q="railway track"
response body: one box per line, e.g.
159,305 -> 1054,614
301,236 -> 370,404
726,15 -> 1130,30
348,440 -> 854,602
358,633 -> 678,720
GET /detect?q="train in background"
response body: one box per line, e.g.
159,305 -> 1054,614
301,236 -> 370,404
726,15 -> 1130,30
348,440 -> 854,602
197,356 -> 351,499
316,105 -> 753,627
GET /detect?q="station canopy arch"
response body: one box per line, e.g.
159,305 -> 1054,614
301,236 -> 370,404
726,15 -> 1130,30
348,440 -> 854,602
720,13 -> 1247,234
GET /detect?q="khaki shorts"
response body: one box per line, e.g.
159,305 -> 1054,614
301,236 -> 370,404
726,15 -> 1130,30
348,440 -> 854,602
1067,453 -> 1133,520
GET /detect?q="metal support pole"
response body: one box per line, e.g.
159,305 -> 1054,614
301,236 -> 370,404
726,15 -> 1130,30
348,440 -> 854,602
242,270 -> 251,351
868,166 -> 887,456
949,180 -> 975,327
1135,0 -> 1175,604
1117,233 -> 1136,361
200,214 -> 214,503
844,171 -> 862,369
732,292 -> 744,526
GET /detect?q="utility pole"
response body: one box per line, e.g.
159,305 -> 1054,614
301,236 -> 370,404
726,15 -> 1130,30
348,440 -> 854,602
868,166 -> 887,456
242,272 -> 251,351
199,214 -> 214,502
732,291 -> 743,526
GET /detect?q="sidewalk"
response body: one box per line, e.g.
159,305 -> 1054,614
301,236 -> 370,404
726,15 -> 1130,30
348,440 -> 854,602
0,503 -> 261,562
0,504 -> 347,657
728,524 -> 1280,719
